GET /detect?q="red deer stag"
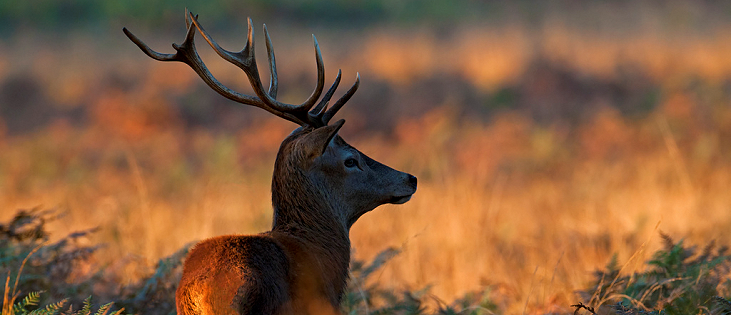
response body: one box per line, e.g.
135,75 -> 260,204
123,11 -> 417,315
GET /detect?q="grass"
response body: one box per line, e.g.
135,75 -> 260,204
2,3 -> 731,313
0,219 -> 124,315
2,209 -> 730,314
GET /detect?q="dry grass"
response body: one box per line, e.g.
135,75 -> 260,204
2,15 -> 731,314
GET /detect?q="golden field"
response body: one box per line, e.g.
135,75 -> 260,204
2,5 -> 731,313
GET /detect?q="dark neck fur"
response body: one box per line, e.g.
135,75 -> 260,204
269,133 -> 351,302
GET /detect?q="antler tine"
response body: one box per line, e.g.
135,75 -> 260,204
188,15 -> 263,97
123,28 -> 176,62
123,9 -> 198,62
263,24 -> 278,98
184,7 -> 193,29
123,11 -> 305,125
303,35 -> 326,112
321,73 -> 360,125
190,13 -> 326,118
308,69 -> 342,125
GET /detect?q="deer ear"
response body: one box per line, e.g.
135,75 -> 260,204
306,119 -> 345,157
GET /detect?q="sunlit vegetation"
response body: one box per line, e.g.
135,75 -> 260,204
2,1 -> 731,314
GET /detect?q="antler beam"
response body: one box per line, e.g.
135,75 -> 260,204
122,10 -> 358,127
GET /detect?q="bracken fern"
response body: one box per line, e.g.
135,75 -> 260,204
342,247 -> 498,315
11,292 -> 40,314
580,233 -> 731,315
8,293 -> 125,315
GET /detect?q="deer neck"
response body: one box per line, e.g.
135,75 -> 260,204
270,137 -> 352,250
271,198 -> 351,253
270,170 -> 352,302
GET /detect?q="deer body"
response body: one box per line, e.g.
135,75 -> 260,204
176,232 -> 345,315
124,13 -> 416,315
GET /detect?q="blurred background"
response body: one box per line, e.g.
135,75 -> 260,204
2,0 -> 731,313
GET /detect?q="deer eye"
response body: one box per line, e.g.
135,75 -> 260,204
344,158 -> 358,168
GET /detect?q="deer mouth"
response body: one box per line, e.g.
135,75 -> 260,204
389,194 -> 412,204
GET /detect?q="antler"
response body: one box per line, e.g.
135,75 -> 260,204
122,9 -> 358,127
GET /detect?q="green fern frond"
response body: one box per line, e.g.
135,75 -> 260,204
106,309 -> 125,315
77,297 -> 92,315
27,298 -> 66,315
12,291 -> 42,314
92,302 -> 113,315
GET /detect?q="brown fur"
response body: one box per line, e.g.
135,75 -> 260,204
176,126 -> 417,314
123,10 -> 416,315
123,12 -> 415,314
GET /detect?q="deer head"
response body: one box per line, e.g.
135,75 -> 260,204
123,11 -> 417,237
272,123 -> 417,235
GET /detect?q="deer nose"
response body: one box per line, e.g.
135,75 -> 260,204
408,174 -> 417,189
